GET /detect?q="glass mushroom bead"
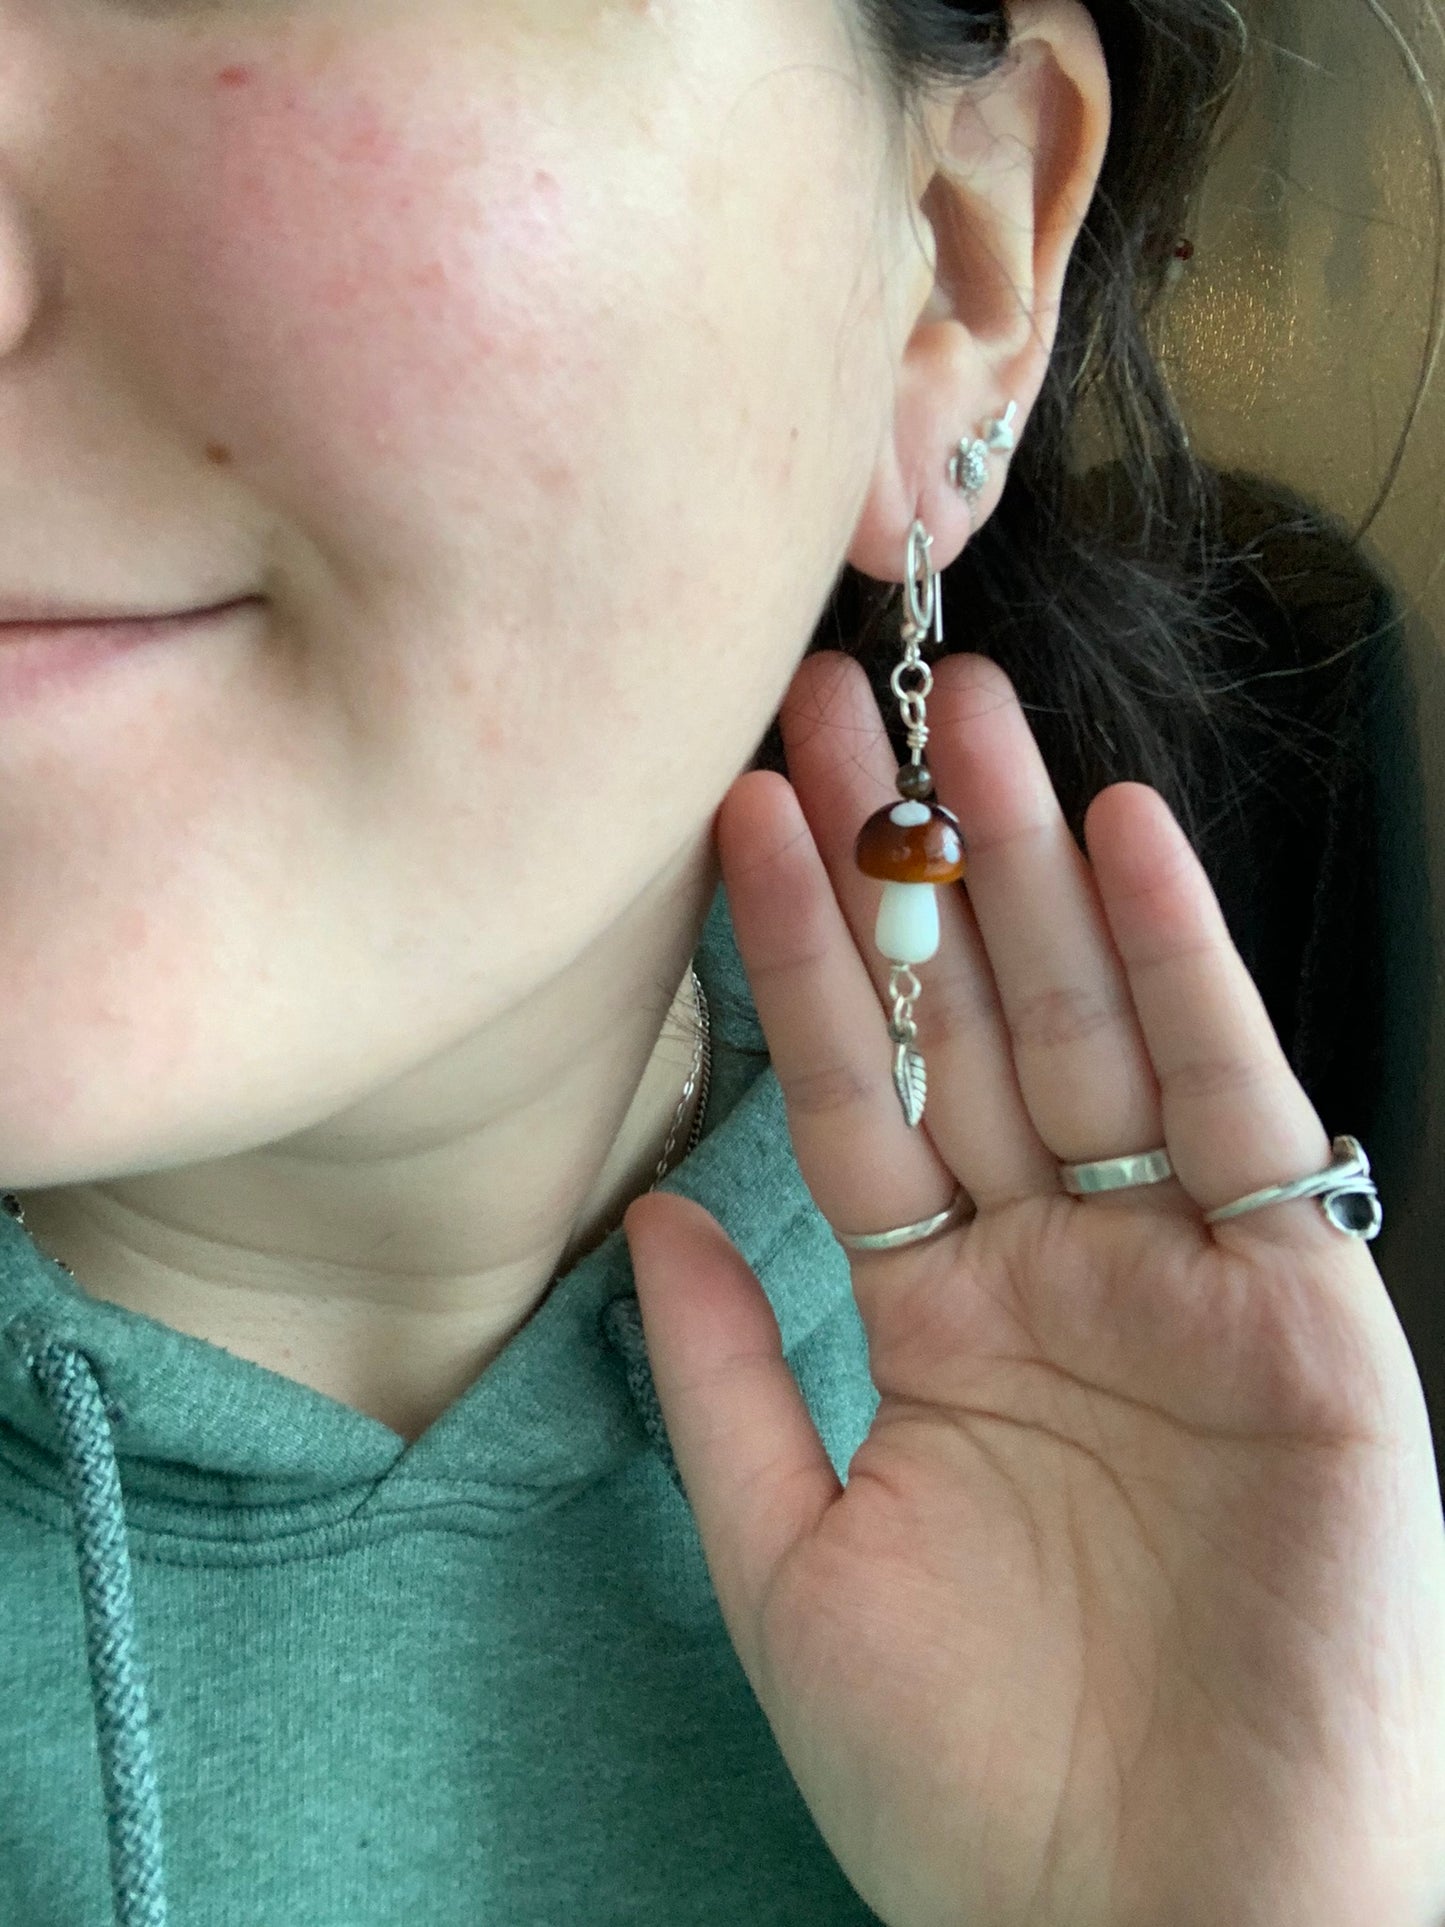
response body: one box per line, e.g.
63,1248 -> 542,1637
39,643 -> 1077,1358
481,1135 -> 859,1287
855,797 -> 967,967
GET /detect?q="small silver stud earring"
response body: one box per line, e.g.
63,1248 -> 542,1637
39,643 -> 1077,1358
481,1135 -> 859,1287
947,400 -> 1019,500
984,400 -> 1019,452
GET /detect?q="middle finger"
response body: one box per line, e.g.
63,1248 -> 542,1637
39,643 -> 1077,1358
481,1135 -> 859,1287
927,653 -> 1188,1207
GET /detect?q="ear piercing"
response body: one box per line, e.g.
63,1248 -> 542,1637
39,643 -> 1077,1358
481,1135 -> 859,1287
947,401 -> 1019,501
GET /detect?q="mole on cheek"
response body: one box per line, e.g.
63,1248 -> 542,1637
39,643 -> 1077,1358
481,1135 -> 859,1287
204,443 -> 233,466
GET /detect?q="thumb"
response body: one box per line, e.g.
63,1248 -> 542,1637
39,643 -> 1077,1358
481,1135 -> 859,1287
622,1189 -> 842,1669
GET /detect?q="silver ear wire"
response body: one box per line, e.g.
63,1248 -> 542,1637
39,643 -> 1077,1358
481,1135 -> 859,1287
947,400 -> 1019,500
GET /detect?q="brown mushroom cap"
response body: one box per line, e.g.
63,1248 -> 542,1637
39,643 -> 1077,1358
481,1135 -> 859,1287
855,800 -> 966,884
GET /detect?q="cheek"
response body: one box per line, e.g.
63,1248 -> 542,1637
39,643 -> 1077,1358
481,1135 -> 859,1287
67,28 -> 880,788
94,55 -> 599,503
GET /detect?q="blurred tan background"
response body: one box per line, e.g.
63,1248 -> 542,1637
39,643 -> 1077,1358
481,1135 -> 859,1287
1156,0 -> 1444,1434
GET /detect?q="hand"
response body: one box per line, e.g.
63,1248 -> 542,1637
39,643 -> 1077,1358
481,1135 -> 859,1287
623,650 -> 1445,1927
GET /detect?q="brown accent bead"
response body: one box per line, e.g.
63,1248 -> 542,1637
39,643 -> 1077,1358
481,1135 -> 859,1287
855,801 -> 966,884
895,763 -> 935,801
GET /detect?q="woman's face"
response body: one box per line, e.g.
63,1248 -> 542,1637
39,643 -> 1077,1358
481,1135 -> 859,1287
0,0 -> 926,1176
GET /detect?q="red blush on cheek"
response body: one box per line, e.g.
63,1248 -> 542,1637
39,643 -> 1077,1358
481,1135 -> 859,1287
187,54 -> 575,486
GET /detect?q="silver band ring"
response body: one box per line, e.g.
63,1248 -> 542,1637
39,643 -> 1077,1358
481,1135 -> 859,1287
834,1188 -> 974,1252
831,1134 -> 1382,1254
1061,1147 -> 1176,1195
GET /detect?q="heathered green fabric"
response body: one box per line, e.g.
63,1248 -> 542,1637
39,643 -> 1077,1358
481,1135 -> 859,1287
0,877 -> 887,1927
0,493 -> 1415,1925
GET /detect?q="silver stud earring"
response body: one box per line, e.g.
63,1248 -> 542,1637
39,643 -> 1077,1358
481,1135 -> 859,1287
947,400 -> 1019,501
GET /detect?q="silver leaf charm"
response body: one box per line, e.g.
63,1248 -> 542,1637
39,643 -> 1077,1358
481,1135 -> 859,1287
892,1043 -> 927,1129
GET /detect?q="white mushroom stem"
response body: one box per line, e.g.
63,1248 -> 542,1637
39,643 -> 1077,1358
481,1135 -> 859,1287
874,882 -> 941,967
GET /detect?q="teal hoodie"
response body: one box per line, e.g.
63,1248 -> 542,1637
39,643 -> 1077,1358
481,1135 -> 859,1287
0,490 -> 1418,1927
0,878 -> 889,1927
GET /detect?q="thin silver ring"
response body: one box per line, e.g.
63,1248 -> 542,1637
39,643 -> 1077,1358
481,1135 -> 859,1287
834,1187 -> 974,1252
1203,1134 -> 1381,1238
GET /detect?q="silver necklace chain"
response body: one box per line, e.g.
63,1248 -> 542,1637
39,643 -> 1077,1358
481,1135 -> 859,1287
649,965 -> 711,1192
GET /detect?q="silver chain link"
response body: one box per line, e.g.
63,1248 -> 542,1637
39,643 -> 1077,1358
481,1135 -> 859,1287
885,520 -> 944,1054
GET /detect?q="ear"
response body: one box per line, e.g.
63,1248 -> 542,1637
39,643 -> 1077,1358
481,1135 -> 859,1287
845,0 -> 1111,584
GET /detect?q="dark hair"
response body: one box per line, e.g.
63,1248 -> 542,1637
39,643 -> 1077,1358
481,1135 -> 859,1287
745,1 -> 1423,854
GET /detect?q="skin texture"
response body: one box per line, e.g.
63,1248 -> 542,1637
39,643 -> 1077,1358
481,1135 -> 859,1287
0,0 -> 1104,1442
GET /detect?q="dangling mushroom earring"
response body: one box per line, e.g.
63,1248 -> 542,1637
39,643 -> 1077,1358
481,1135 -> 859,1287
853,405 -> 1018,1130
853,520 -> 964,1130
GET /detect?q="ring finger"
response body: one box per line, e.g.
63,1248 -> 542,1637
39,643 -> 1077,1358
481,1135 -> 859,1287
923,651 -> 1194,1214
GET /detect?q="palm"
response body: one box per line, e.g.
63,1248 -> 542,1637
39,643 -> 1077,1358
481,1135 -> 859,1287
753,1195 -> 1426,1927
625,652 -> 1445,1927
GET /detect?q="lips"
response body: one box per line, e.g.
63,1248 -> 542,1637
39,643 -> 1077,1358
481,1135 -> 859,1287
0,597 -> 262,712
0,594 -> 259,630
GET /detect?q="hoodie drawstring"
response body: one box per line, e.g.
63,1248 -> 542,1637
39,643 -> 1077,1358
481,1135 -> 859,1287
3,1303 -> 680,1927
6,1328 -> 169,1926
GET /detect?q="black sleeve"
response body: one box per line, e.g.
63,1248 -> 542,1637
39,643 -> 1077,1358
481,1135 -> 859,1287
1197,469 -> 1399,1147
